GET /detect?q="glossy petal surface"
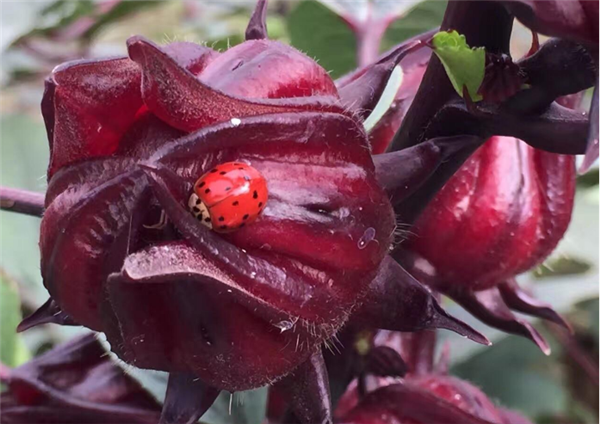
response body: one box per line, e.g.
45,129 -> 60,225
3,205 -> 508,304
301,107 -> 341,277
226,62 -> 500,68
408,136 -> 575,290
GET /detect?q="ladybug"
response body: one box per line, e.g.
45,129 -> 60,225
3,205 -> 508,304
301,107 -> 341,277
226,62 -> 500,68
188,162 -> 268,233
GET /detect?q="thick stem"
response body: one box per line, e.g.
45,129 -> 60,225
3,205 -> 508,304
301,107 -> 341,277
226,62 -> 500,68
390,1 -> 513,151
355,20 -> 388,67
0,186 -> 45,217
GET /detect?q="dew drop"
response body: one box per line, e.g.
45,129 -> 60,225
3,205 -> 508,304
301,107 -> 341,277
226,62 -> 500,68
274,317 -> 298,333
357,227 -> 376,250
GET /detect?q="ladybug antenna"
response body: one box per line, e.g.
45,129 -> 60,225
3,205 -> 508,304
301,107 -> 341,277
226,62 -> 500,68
245,0 -> 268,41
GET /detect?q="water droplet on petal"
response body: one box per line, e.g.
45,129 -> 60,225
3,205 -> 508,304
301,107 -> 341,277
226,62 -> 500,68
274,317 -> 298,333
358,227 -> 376,250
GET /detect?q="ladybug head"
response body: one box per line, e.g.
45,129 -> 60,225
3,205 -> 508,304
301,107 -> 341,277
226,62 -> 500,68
188,193 -> 213,230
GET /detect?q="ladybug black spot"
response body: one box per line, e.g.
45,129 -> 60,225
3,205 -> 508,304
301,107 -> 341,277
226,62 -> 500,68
225,187 -> 232,191
218,216 -> 225,222
205,189 -> 211,194
195,198 -> 201,205
253,191 -> 258,199
204,217 -> 211,223
239,167 -> 244,170
220,171 -> 227,175
258,202 -> 263,208
198,182 -> 205,188
210,169 -> 218,173
232,201 -> 239,206
192,207 -> 200,213
197,215 -> 203,221
243,214 -> 249,220
239,223 -> 245,228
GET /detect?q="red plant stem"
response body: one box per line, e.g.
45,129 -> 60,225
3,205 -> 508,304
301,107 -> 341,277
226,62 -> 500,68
355,22 -> 388,68
0,186 -> 45,217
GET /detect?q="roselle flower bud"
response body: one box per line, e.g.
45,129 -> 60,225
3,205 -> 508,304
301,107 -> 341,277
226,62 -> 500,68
26,2 -> 487,421
408,135 -> 575,292
501,0 -> 599,46
404,136 -> 575,352
334,330 -> 533,424
0,335 -> 160,424
336,376 -> 532,424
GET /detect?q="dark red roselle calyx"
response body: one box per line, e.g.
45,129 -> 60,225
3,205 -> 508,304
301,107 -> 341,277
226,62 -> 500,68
407,135 -> 576,292
335,374 -> 532,424
334,330 -> 532,424
39,32 -> 395,391
0,334 -> 161,424
30,3 -> 489,419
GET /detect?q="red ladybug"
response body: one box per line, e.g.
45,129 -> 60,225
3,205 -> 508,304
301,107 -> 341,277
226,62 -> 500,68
188,162 -> 268,233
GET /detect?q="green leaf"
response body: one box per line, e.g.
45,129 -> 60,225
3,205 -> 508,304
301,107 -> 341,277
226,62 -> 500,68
452,335 -> 567,420
202,388 -> 268,424
81,1 -> 162,41
533,256 -> 592,279
0,272 -> 30,367
287,0 -> 356,79
0,115 -> 49,305
382,1 -> 447,51
9,1 -> 95,46
431,30 -> 485,101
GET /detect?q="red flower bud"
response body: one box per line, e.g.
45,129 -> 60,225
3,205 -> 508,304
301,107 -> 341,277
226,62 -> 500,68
0,335 -> 160,424
408,136 -> 575,291
30,5 -> 485,419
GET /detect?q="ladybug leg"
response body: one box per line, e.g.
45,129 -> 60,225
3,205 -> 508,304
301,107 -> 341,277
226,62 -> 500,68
143,209 -> 169,230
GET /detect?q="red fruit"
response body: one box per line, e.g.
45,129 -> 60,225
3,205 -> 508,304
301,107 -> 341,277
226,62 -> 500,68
407,136 -> 575,291
190,162 -> 268,232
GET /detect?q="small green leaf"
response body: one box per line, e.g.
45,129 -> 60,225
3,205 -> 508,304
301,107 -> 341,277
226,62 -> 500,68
382,1 -> 447,51
533,256 -> 592,279
288,0 -> 356,79
452,335 -> 567,419
431,30 -> 485,101
0,271 -> 30,367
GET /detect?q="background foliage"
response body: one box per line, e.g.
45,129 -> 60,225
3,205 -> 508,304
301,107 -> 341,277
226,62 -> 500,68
0,1 -> 597,423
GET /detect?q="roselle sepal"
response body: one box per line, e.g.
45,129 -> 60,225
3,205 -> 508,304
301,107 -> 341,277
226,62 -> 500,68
351,256 -> 489,346
16,298 -> 77,332
0,334 -> 161,424
444,286 -> 551,355
337,382 -> 495,424
337,35 -> 429,120
501,0 -> 599,46
364,345 -> 408,378
581,81 -> 599,173
272,350 -> 332,424
374,135 -> 483,210
335,30 -> 436,153
507,38 -> 597,113
245,0 -> 268,40
498,278 -> 572,332
427,100 -> 589,155
127,36 -> 345,133
477,53 -> 524,103
159,373 -> 220,424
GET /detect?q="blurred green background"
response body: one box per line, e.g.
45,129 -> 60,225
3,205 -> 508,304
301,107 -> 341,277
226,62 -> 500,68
0,1 -> 597,423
